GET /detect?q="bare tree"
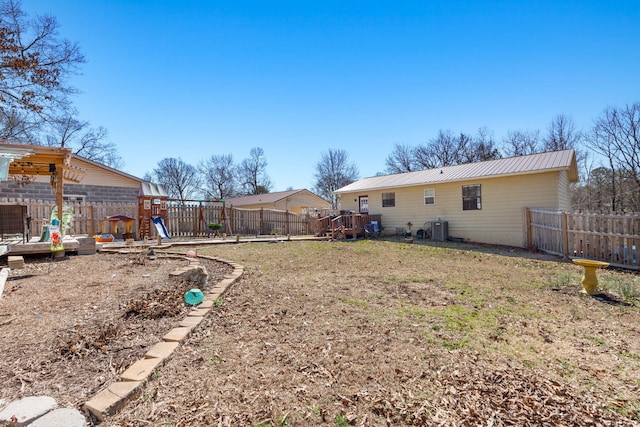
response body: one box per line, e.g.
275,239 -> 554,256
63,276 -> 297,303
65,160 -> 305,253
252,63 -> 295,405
199,154 -> 236,200
238,147 -> 272,195
385,143 -> 416,174
45,114 -> 122,168
501,129 -> 541,157
412,130 -> 457,169
0,0 -> 85,140
543,114 -> 582,152
415,130 -> 498,169
313,148 -> 359,210
586,102 -> 640,211
387,128 -> 502,173
470,127 -> 502,162
152,158 -> 201,203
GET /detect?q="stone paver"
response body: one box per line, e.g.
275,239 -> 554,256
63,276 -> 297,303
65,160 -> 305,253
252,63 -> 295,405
188,307 -> 210,317
0,396 -> 57,426
179,315 -> 204,328
30,407 -> 87,427
119,357 -> 164,382
199,299 -> 214,308
162,326 -> 192,342
83,381 -> 143,421
145,341 -> 180,359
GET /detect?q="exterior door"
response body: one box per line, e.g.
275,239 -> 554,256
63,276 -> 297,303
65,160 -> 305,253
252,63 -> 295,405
359,196 -> 369,213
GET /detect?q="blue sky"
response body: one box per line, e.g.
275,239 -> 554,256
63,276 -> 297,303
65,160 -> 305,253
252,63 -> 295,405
22,1 -> 640,191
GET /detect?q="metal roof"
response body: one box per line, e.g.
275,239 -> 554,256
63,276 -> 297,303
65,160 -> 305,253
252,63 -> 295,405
335,149 -> 578,193
224,189 -> 329,207
224,189 -> 302,206
139,181 -> 168,197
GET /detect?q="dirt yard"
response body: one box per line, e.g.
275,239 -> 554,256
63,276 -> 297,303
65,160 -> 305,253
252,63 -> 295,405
0,250 -> 232,411
1,239 -> 640,426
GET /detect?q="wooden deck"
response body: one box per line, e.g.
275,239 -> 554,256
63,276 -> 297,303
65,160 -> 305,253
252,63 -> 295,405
1,237 -> 81,256
315,213 -> 382,239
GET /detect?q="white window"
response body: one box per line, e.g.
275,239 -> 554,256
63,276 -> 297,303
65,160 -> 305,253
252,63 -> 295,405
63,195 -> 85,204
359,196 -> 369,213
424,189 -> 435,205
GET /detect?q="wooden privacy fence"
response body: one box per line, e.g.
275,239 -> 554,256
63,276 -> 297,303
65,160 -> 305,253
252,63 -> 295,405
166,204 -> 314,238
526,208 -> 640,270
1,199 -> 318,239
0,199 -> 137,239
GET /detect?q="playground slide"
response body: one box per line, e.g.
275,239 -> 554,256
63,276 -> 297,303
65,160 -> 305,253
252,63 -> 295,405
152,216 -> 171,239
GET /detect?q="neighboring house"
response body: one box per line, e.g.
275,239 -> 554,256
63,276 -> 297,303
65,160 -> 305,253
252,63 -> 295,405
1,153 -> 144,204
334,149 -> 578,248
224,189 -> 330,215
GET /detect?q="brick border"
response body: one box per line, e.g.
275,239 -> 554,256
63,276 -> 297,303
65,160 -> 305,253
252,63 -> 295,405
83,252 -> 244,422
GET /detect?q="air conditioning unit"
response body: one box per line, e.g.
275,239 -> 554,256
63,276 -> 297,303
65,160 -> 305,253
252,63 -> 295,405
431,221 -> 448,241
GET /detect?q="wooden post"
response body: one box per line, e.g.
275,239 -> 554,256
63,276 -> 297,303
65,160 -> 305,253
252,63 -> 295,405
561,211 -> 569,259
55,166 -> 64,228
285,210 -> 290,236
259,207 -> 264,236
351,212 -> 356,238
524,208 -> 533,248
226,204 -> 234,236
88,205 -> 95,236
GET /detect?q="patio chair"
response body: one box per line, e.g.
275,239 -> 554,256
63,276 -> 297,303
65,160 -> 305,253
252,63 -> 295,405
364,221 -> 381,238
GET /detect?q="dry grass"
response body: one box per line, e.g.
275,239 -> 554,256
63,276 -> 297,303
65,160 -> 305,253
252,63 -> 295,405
103,239 -> 640,426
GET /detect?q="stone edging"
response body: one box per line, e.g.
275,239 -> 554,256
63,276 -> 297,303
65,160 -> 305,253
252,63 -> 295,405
83,252 -> 244,422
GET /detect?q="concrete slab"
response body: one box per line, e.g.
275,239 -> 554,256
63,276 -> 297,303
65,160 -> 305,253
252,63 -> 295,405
7,256 -> 24,269
179,316 -> 204,328
163,327 -> 192,342
83,381 -> 142,421
188,307 -> 210,317
30,407 -> 87,427
0,396 -> 57,426
145,341 -> 179,359
119,357 -> 163,382
198,299 -> 214,309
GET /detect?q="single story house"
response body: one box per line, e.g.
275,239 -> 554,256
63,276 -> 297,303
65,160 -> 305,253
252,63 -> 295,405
334,149 -> 578,248
224,189 -> 330,215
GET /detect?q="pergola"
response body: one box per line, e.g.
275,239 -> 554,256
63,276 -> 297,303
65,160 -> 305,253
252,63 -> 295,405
1,143 -> 86,222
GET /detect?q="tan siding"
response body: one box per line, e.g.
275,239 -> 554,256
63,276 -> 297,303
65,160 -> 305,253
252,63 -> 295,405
339,171 -> 563,247
74,160 -> 140,188
557,170 -> 571,211
31,158 -> 140,188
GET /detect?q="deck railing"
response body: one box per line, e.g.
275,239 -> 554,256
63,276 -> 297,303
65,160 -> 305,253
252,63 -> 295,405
325,213 -> 382,239
525,208 -> 640,270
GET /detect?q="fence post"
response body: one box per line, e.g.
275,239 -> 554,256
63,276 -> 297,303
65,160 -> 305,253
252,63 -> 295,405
285,210 -> 290,235
260,208 -> 264,236
561,211 -> 569,259
524,208 -> 532,248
